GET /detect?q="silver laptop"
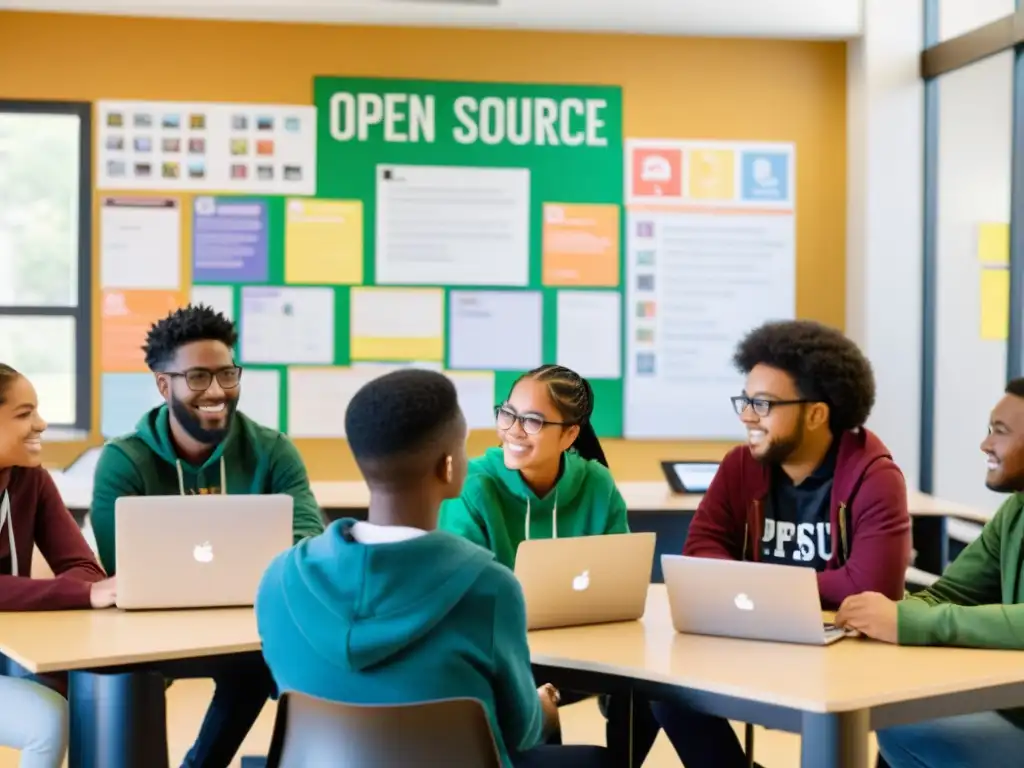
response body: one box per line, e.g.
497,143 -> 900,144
661,555 -> 854,645
114,494 -> 294,610
514,533 -> 656,630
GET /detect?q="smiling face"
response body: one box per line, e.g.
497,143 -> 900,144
738,364 -> 828,464
156,340 -> 240,445
0,375 -> 48,468
981,393 -> 1024,492
497,378 -> 579,473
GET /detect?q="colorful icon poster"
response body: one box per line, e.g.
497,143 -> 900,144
542,203 -> 620,287
192,196 -> 269,283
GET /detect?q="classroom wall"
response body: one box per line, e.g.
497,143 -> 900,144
0,11 -> 847,481
845,0 -> 923,485
932,0 -> 1014,510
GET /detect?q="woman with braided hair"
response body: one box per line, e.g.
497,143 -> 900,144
440,364 -> 660,765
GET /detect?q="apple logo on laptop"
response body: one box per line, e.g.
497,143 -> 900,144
734,592 -> 755,611
193,542 -> 214,564
572,570 -> 590,592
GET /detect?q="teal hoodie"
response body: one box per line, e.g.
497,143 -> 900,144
439,447 -> 629,569
90,405 -> 324,574
255,518 -> 545,767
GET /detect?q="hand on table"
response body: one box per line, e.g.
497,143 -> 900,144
538,683 -> 561,735
90,576 -> 117,609
835,591 -> 898,644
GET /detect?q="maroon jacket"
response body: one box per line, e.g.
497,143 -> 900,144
684,428 -> 912,609
0,466 -> 107,611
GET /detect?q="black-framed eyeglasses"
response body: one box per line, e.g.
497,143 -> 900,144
731,395 -> 810,418
165,366 -> 243,392
494,405 -> 569,436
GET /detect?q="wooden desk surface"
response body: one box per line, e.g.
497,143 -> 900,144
531,586 -> 1024,713
4,586 -> 1024,718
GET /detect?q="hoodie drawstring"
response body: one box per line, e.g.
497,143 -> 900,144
175,458 -> 227,496
0,490 -> 16,577
524,493 -> 558,542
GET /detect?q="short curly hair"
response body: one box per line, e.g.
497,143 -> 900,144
142,304 -> 237,372
345,369 -> 462,483
734,320 -> 876,433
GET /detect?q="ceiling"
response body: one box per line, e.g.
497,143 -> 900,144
0,0 -> 864,38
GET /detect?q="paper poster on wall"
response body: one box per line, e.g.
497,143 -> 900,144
237,368 -> 281,430
190,285 -> 235,321
240,286 -> 335,364
623,138 -> 796,439
101,289 -> 186,373
285,199 -> 364,285
556,291 -> 622,378
96,100 -> 316,194
375,164 -> 530,286
100,197 -> 182,290
977,222 -> 1010,265
193,197 -> 269,283
542,204 -> 620,287
100,373 -> 164,437
447,371 -> 498,430
350,287 -> 444,361
981,266 -> 1010,340
287,367 -> 380,438
448,290 -> 542,371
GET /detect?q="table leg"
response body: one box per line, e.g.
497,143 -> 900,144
69,668 -> 170,768
800,710 -> 870,768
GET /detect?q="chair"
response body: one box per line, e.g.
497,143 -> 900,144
268,692 -> 503,767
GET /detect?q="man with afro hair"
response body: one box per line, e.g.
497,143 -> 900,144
650,319 -> 912,768
89,304 -> 324,768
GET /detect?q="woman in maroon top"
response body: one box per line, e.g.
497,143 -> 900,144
0,363 -> 115,768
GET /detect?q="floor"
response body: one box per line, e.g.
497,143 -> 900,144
0,678 -> 879,767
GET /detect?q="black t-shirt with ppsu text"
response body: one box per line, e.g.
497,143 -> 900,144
758,440 -> 838,571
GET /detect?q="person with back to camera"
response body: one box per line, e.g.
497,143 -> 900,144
650,319 -> 912,768
439,363 -> 661,765
256,368 -> 614,767
0,364 -> 116,767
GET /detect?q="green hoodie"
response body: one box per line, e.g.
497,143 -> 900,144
255,518 -> 545,767
90,405 -> 324,575
439,447 -> 629,569
898,493 -> 1024,729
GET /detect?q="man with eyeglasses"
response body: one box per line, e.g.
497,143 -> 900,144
649,319 -> 912,768
89,303 -> 324,768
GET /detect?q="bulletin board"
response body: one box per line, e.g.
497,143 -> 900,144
96,77 -> 628,439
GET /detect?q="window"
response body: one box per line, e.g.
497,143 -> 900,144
0,100 -> 91,429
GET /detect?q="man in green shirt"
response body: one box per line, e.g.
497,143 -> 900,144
835,378 -> 1024,768
90,304 -> 324,768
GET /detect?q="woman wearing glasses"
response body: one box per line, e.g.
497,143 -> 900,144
440,364 -> 660,766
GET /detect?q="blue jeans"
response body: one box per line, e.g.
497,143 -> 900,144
877,711 -> 1024,768
650,699 -> 753,768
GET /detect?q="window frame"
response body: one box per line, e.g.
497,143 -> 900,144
0,98 -> 93,431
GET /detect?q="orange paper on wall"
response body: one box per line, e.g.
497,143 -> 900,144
542,203 -> 620,287
102,289 -> 186,372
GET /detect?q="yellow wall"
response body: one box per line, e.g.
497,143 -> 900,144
0,11 -> 847,481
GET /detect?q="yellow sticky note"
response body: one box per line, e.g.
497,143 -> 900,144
981,267 -> 1009,340
978,222 -> 1009,265
350,287 -> 445,361
285,199 -> 363,284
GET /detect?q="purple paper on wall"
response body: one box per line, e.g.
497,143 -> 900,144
192,196 -> 269,282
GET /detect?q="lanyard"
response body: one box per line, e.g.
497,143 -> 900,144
0,490 -> 16,577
